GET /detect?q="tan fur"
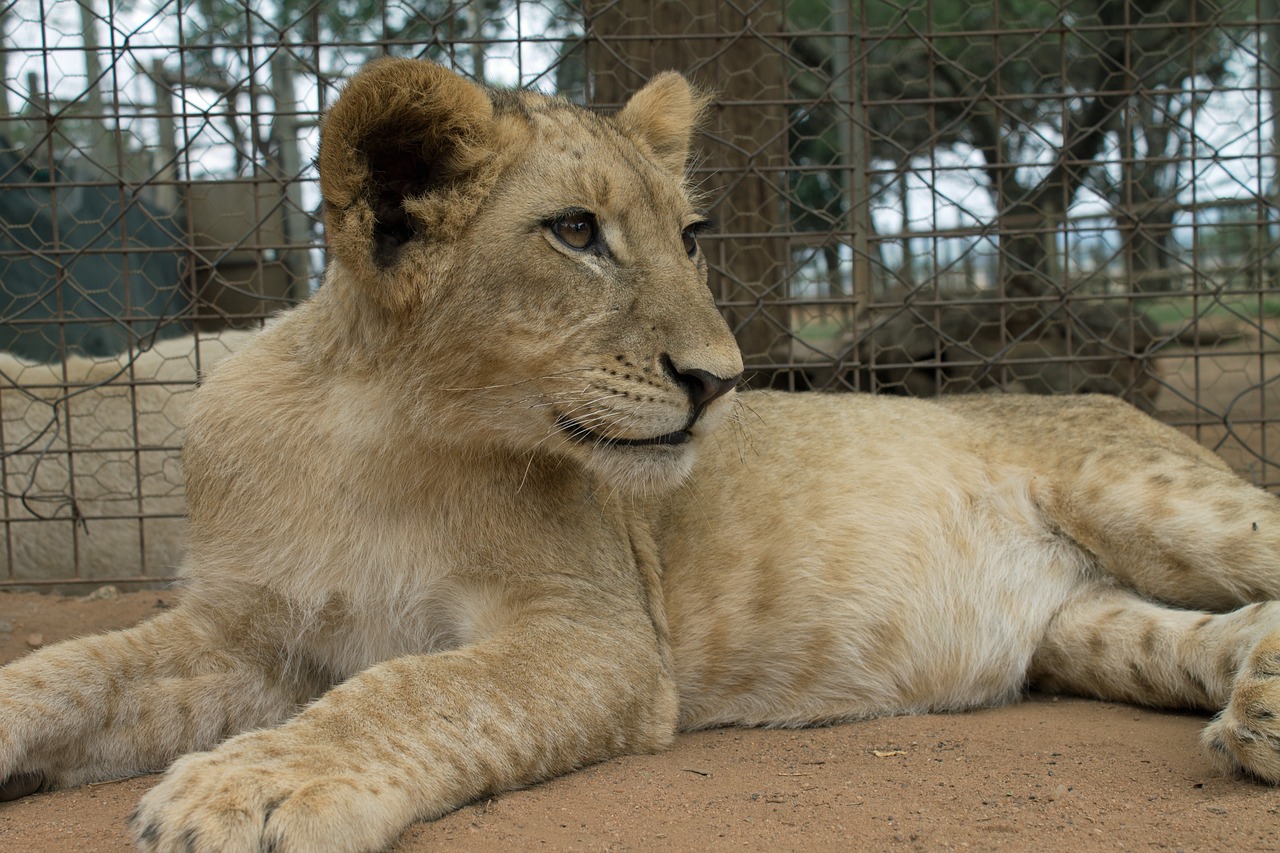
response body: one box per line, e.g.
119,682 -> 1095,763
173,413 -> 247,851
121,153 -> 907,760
2,59 -> 1280,853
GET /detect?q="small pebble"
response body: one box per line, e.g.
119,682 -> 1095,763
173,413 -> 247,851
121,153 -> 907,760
25,633 -> 43,648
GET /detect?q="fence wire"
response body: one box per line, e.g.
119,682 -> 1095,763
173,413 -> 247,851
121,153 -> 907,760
0,0 -> 1277,585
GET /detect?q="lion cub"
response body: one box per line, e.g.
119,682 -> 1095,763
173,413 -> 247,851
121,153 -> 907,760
2,58 -> 1280,853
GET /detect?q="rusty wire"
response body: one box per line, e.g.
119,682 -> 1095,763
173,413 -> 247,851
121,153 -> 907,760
0,0 -> 1276,586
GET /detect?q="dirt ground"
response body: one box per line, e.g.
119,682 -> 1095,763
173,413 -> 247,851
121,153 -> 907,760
0,590 -> 1278,852
1154,334 -> 1280,488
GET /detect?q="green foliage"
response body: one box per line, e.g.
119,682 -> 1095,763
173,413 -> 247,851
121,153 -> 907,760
121,0 -> 478,82
787,0 -> 1245,280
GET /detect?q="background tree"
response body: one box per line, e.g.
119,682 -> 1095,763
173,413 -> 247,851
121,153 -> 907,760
582,0 -> 792,381
788,0 -> 1243,298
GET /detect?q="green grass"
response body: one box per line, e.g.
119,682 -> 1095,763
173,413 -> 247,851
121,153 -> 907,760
1142,294 -> 1280,329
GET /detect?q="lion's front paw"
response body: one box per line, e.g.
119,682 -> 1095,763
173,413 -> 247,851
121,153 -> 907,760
0,770 -> 44,801
130,732 -> 413,853
1203,633 -> 1280,784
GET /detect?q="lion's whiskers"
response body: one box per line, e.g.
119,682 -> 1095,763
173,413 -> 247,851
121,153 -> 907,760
438,366 -> 595,393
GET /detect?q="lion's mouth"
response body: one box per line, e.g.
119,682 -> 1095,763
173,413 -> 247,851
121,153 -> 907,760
557,416 -> 691,448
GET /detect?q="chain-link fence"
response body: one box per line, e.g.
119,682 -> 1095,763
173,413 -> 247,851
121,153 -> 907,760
1,0 -> 1277,586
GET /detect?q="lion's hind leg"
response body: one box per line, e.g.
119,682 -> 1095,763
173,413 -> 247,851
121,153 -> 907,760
1040,406 -> 1280,612
0,602 -> 319,797
1030,583 -> 1280,782
973,393 -> 1280,610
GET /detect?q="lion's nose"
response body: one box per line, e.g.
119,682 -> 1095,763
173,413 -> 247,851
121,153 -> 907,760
663,355 -> 742,410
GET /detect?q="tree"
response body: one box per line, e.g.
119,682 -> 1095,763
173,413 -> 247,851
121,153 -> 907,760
113,0 -> 486,315
789,0 -> 1243,296
583,0 -> 792,382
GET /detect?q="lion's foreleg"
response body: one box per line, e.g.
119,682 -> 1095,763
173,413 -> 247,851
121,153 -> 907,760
0,605 -> 318,797
128,614 -> 677,853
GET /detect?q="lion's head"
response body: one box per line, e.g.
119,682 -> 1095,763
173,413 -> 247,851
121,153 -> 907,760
315,58 -> 743,492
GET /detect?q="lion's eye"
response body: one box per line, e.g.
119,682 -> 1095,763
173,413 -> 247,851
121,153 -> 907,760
681,220 -> 713,259
681,226 -> 698,258
551,212 -> 598,251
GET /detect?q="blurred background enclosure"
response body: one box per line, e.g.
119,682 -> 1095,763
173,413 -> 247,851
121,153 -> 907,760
1,0 -> 1279,585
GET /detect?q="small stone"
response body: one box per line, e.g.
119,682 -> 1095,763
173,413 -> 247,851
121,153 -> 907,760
25,633 -> 43,648
84,585 -> 120,601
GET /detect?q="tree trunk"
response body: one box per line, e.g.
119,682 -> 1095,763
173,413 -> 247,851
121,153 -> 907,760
1124,96 -> 1183,293
583,0 -> 790,384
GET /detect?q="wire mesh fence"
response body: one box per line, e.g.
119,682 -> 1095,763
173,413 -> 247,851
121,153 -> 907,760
0,0 -> 1277,586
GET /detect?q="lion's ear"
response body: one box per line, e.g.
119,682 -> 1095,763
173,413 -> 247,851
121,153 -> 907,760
614,72 -> 709,178
318,58 -> 494,286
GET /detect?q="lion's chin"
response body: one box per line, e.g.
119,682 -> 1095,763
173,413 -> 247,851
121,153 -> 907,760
574,440 -> 699,496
